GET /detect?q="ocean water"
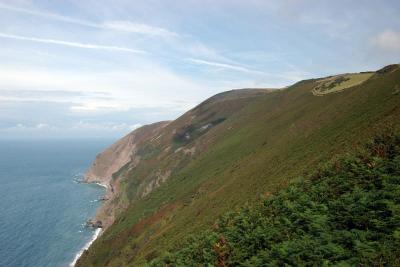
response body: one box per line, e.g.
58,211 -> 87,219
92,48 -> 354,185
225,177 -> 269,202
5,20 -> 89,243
0,139 -> 113,267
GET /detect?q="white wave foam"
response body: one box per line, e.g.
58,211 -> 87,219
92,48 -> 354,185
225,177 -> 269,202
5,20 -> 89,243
94,182 -> 108,189
69,228 -> 102,267
72,172 -> 84,182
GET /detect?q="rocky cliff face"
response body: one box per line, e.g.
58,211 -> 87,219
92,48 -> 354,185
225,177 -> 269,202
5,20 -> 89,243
84,121 -> 170,228
85,133 -> 134,185
82,89 -> 271,229
84,121 -> 170,186
85,89 -> 270,192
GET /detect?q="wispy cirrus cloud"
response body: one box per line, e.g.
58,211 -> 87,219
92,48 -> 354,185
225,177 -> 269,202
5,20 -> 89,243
0,2 -> 98,27
0,2 -> 177,38
0,89 -> 110,105
102,21 -> 178,38
0,32 -> 146,54
186,58 -> 264,74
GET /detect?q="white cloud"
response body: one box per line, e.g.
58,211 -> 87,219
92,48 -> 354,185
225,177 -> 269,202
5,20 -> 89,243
0,32 -> 146,54
35,123 -> 49,129
0,2 -> 176,38
69,121 -> 141,133
69,101 -> 129,113
1,123 -> 55,132
186,58 -> 264,74
0,121 -> 138,138
0,65 -> 208,113
129,123 -> 142,130
0,2 -> 98,27
372,29 -> 400,51
103,21 -> 177,38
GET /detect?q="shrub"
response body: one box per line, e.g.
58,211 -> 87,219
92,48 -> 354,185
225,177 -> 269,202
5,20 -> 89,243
151,132 -> 400,266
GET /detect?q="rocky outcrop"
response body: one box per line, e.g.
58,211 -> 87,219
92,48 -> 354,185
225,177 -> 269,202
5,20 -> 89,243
86,219 -> 103,229
84,121 -> 170,186
83,121 -> 170,228
84,134 -> 134,186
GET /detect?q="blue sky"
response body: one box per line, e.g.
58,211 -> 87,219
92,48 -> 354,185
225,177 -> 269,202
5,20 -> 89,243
0,0 -> 399,138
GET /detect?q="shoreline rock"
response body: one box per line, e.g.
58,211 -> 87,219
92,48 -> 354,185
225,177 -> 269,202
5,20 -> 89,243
85,219 -> 103,229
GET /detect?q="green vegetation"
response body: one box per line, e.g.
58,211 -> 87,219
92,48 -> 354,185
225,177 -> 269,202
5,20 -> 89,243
312,72 -> 374,95
315,76 -> 350,92
77,65 -> 400,266
151,132 -> 400,266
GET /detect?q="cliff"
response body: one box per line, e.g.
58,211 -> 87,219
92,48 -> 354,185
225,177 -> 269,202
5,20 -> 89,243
85,121 -> 170,186
83,89 -> 271,229
84,121 -> 170,227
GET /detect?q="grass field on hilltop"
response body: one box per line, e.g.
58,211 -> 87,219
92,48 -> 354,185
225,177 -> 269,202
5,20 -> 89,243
312,72 -> 374,95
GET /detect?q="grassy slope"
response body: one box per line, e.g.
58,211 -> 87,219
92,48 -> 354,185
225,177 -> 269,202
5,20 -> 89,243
77,65 -> 400,266
312,72 -> 374,95
151,132 -> 400,266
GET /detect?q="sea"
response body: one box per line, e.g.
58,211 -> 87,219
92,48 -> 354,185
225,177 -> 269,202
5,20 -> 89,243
0,139 -> 113,267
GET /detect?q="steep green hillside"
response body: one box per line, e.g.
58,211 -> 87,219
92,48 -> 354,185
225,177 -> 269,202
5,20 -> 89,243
77,64 -> 400,266
151,132 -> 400,266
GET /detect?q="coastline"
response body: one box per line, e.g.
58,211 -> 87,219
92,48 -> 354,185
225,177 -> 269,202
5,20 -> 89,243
70,181 -> 107,267
69,228 -> 102,267
93,182 -> 108,189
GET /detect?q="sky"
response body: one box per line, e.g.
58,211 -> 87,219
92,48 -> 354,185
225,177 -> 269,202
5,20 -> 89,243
0,0 -> 399,139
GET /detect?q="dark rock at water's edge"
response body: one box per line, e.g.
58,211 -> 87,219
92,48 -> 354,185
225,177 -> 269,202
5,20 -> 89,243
86,219 -> 103,228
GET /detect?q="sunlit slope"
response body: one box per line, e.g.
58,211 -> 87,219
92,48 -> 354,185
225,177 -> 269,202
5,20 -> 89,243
312,72 -> 374,95
77,65 -> 400,266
